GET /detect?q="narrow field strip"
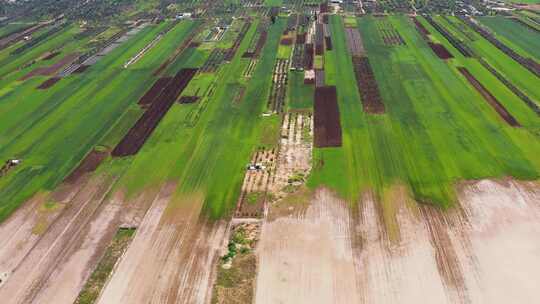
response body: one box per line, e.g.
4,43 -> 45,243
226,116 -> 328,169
458,67 -> 521,127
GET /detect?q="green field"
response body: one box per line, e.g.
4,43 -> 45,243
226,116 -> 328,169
0,13 -> 539,222
307,15 -> 540,208
478,16 -> 540,62
0,20 -> 198,222
102,17 -> 288,218
434,15 -> 540,104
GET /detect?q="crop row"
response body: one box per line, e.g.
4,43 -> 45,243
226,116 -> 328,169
459,16 -> 540,77
423,15 -> 474,57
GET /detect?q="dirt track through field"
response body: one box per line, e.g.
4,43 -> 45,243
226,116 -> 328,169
255,179 -> 540,304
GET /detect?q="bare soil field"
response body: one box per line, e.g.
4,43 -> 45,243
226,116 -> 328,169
428,42 -> 453,59
255,188 -> 362,304
315,24 -> 324,55
96,188 -> 228,304
138,77 -> 173,107
352,56 -> 385,114
21,53 -> 80,80
303,43 -> 314,70
64,149 -> 108,183
314,86 -> 342,147
254,179 -> 540,304
112,68 -> 197,156
458,67 -> 520,126
36,77 -> 61,90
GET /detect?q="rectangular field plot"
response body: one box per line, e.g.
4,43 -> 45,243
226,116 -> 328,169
352,56 -> 385,114
308,15 -> 540,208
313,86 -> 342,147
458,67 -> 520,127
112,68 -> 198,157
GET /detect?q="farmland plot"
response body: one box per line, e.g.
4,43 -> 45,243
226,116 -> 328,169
89,16 -> 288,303
434,16 -> 540,104
0,21 -> 197,222
308,15 -> 539,208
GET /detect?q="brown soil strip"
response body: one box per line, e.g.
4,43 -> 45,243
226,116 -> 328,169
0,22 -> 48,50
477,57 -> 540,116
178,96 -> 199,104
280,37 -> 293,45
0,174 -> 120,304
419,206 -> 469,302
225,22 -> 251,61
21,53 -> 80,80
112,68 -> 198,157
413,17 -> 430,39
424,16 -> 474,57
325,36 -> 332,51
352,56 -> 385,114
458,67 -> 520,126
428,42 -> 453,59
36,77 -> 61,90
315,24 -> 324,55
304,43 -> 314,70
137,77 -> 172,107
255,188 -> 361,303
313,86 -> 342,147
64,149 -> 108,184
41,51 -> 60,61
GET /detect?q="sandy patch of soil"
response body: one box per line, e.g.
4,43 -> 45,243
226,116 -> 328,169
0,174 -> 119,303
255,188 -> 362,304
96,187 -> 228,304
255,179 -> 540,304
